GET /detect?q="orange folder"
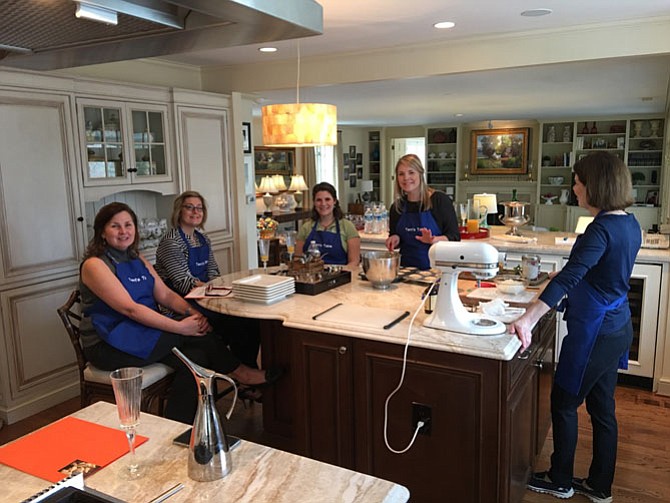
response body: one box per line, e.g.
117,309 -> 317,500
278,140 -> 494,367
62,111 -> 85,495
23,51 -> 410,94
0,416 -> 148,482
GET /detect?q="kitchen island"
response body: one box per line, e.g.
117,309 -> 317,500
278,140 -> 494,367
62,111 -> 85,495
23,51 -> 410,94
200,269 -> 555,503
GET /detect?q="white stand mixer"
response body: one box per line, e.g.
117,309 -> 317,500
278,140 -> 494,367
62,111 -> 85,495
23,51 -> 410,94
423,241 -> 506,336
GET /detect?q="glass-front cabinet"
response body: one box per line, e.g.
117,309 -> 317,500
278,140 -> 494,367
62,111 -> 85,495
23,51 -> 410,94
77,99 -> 171,187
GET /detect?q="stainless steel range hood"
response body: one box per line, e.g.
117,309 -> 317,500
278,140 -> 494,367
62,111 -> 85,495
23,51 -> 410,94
0,0 -> 323,70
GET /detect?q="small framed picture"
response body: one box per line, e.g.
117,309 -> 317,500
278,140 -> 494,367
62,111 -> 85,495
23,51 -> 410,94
646,190 -> 658,206
349,160 -> 357,172
349,145 -> 356,157
242,122 -> 251,153
343,167 -> 349,178
357,167 -> 363,178
356,153 -> 363,165
343,153 -> 350,164
349,173 -> 357,187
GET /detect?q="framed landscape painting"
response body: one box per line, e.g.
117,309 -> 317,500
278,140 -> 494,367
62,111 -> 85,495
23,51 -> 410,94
471,128 -> 528,174
254,147 -> 295,175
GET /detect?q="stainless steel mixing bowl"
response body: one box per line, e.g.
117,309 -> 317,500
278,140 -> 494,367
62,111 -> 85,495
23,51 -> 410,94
361,250 -> 400,289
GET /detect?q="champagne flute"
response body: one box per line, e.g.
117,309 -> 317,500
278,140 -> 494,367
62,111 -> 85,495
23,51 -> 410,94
285,231 -> 296,263
110,367 -> 144,479
258,238 -> 271,272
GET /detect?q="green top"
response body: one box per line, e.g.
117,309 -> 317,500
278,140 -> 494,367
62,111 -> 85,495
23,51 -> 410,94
297,218 -> 360,252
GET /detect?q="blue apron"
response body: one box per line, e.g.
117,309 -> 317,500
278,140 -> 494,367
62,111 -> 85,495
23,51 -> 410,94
556,279 -> 628,396
84,254 -> 162,359
303,219 -> 348,265
395,209 -> 442,270
178,228 -> 210,282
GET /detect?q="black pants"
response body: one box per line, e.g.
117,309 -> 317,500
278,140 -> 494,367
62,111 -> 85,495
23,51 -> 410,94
548,320 -> 633,494
85,332 -> 240,424
189,300 -> 261,369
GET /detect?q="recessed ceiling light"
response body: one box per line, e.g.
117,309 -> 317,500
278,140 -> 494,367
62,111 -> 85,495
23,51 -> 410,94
259,47 -> 278,53
641,97 -> 653,102
520,8 -> 553,17
433,21 -> 456,29
454,113 -> 463,117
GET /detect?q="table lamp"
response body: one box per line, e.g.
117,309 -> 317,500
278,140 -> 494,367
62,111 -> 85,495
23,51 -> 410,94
360,180 -> 374,203
289,174 -> 309,210
258,176 -> 277,215
473,193 -> 498,228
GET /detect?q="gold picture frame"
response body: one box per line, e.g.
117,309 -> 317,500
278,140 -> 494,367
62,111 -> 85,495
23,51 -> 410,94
254,147 -> 295,175
471,128 -> 529,175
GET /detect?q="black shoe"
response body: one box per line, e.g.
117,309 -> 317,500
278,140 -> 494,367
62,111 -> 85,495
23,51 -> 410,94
238,386 -> 263,406
572,478 -> 612,503
527,471 -> 574,499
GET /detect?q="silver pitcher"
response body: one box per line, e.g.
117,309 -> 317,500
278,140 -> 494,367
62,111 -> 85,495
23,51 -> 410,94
172,347 -> 238,481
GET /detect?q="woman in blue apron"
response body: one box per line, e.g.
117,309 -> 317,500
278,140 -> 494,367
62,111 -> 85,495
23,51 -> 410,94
155,191 -> 261,373
386,154 -> 460,269
510,152 -> 640,501
80,202 -> 281,423
296,182 -> 361,269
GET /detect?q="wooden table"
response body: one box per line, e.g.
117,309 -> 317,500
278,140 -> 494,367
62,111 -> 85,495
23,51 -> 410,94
2,402 -> 409,503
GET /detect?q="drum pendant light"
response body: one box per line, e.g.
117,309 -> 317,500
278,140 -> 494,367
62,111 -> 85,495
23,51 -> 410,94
262,43 -> 337,147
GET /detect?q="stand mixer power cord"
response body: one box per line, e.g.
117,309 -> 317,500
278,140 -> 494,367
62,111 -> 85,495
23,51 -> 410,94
383,281 -> 436,454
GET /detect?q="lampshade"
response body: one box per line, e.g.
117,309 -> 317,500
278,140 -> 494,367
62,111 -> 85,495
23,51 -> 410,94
473,193 -> 498,214
272,174 -> 287,191
289,174 -> 309,192
360,180 -> 374,193
258,175 -> 277,194
262,103 -> 337,147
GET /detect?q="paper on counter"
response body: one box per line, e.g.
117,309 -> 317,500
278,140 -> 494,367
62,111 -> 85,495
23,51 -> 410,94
313,303 -> 408,329
490,234 -> 538,244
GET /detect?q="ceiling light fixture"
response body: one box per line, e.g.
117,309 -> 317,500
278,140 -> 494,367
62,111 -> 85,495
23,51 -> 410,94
262,42 -> 337,147
259,47 -> 278,53
74,2 -> 118,25
433,21 -> 456,29
520,8 -> 553,17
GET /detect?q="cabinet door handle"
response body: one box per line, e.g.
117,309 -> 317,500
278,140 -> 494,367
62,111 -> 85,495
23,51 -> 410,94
76,216 -> 84,222
517,348 -> 531,360
534,360 -> 544,369
338,346 -> 347,355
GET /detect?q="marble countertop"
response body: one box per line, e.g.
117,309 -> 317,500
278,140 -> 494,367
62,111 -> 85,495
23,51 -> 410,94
200,269 -> 524,361
359,227 -> 670,263
3,402 -> 409,503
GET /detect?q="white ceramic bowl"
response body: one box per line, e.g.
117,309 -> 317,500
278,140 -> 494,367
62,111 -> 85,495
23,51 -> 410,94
494,275 -> 529,295
548,176 -> 564,185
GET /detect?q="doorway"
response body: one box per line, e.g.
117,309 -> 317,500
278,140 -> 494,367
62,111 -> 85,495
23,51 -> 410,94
388,137 -> 425,202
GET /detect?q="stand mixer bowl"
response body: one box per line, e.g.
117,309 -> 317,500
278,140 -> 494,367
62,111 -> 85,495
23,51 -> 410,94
362,250 -> 400,289
499,201 -> 531,236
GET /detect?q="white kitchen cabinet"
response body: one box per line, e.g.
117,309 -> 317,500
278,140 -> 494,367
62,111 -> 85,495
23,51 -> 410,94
173,95 -> 238,273
76,98 -> 176,201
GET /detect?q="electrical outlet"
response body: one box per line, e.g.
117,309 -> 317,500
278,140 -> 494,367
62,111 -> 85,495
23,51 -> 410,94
411,402 -> 432,436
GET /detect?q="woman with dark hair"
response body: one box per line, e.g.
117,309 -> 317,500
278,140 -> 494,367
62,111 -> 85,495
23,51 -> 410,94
295,182 -> 361,269
512,151 -> 640,502
385,154 -> 460,269
79,202 -> 278,423
155,190 -> 262,376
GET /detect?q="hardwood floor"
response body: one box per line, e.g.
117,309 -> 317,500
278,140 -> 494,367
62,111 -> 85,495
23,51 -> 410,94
2,385 -> 669,502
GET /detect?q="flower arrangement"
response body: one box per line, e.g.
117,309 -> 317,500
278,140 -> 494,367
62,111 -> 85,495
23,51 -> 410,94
257,217 -> 278,239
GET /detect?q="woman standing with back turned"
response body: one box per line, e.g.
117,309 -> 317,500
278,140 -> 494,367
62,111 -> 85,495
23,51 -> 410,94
385,154 -> 460,269
511,151 -> 640,502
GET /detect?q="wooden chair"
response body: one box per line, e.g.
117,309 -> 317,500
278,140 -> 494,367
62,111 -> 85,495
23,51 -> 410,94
57,290 -> 174,416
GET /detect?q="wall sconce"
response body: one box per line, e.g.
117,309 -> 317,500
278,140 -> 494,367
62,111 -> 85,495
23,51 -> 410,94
473,193 -> 498,228
289,174 -> 309,210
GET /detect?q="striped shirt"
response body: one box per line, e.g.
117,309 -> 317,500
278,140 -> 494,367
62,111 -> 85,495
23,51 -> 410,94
155,228 -> 220,296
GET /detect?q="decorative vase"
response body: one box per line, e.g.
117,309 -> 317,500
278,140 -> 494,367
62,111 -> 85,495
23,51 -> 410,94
547,126 -> 556,143
559,189 -> 569,205
590,122 -> 598,134
649,120 -> 660,137
562,125 -> 571,143
632,121 -> 643,138
581,122 -> 589,134
260,229 -> 275,239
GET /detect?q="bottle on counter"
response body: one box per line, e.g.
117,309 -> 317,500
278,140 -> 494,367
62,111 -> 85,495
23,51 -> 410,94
364,207 -> 374,234
380,204 -> 388,234
373,204 -> 382,234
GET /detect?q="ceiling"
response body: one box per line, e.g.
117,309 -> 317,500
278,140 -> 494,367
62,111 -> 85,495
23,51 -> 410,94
3,1 -> 670,126
159,0 -> 670,126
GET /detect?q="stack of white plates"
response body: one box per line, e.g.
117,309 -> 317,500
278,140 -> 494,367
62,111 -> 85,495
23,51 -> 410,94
232,274 -> 295,304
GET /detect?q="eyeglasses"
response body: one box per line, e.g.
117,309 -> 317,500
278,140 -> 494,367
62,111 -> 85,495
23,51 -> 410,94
182,204 -> 204,213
